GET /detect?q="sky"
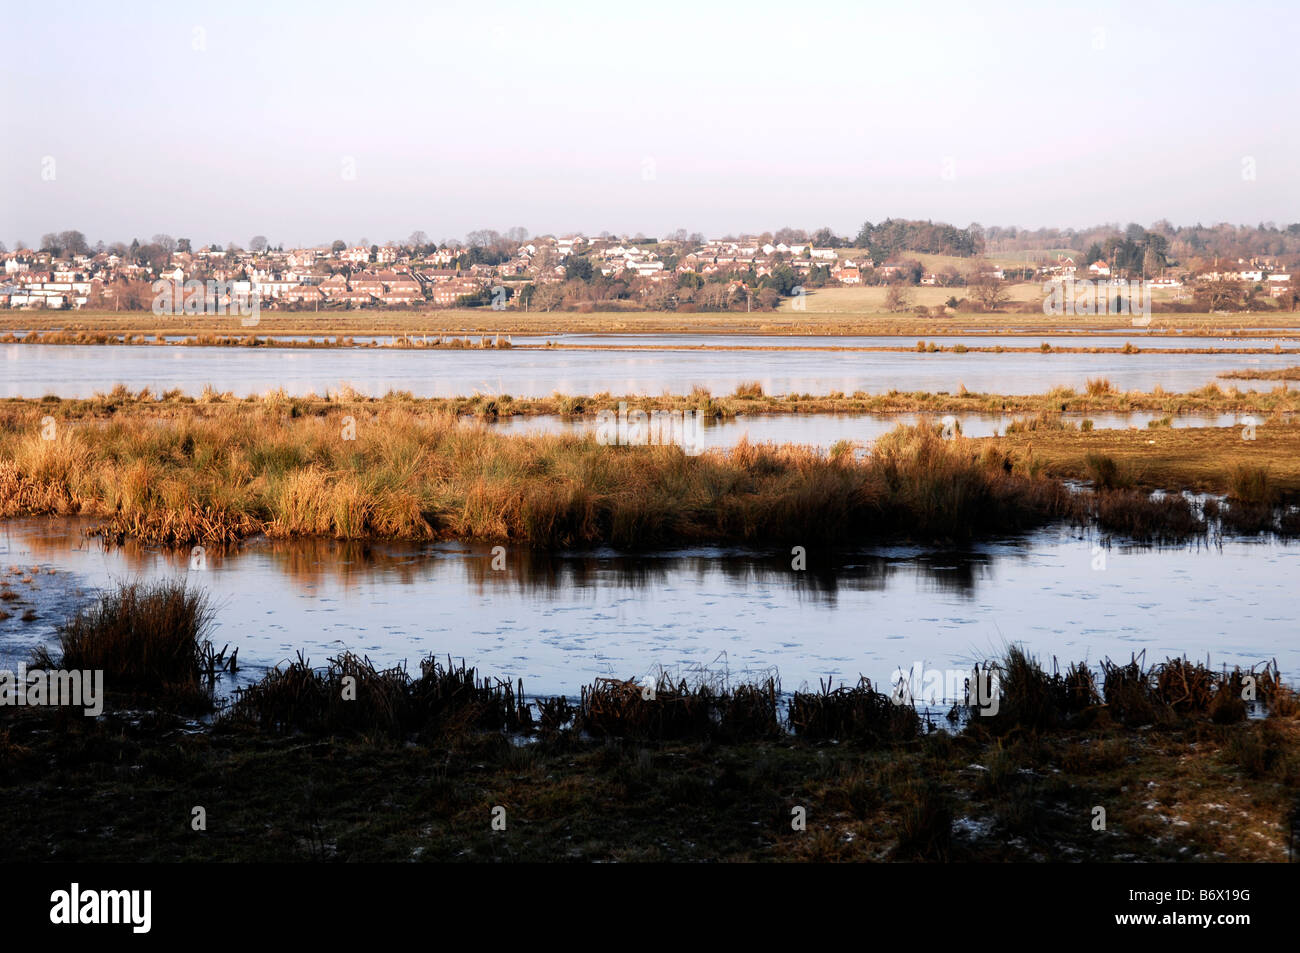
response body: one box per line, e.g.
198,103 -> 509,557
2,0 -> 1297,248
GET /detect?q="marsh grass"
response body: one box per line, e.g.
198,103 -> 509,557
1083,452 -> 1135,490
788,677 -> 920,744
31,580 -> 216,710
225,652 -> 532,740
1004,412 -> 1075,434
0,414 -> 1078,547
962,647 -> 1280,735
6,400 -> 1300,547
966,648 -> 1101,737
1227,464 -> 1273,505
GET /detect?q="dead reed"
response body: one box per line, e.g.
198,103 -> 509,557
787,677 -> 920,744
969,646 -> 1102,735
225,652 -> 531,739
31,580 -> 216,710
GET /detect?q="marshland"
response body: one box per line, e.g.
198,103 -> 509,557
8,0 -> 1300,876
3,367 -> 1299,862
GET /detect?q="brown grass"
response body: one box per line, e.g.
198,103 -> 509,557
31,580 -> 216,710
990,423 -> 1300,500
788,677 -> 920,744
225,652 -> 532,739
0,412 -> 1079,547
6,381 -> 1300,420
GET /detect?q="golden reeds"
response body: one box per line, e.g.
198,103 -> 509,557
0,413 -> 1083,547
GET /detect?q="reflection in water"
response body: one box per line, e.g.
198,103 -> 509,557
25,525 -> 982,601
0,518 -> 1294,701
491,411 -> 1261,449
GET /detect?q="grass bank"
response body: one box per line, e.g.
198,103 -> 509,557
988,422 -> 1300,499
1221,365 -> 1300,381
6,328 -> 1300,357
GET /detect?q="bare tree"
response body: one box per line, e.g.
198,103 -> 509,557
884,282 -> 912,311
1196,278 -> 1245,312
60,230 -> 89,257
968,273 -> 1010,310
249,235 -> 269,253
1286,276 -> 1300,312
533,283 -> 566,312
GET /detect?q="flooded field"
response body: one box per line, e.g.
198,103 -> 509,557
1,519 -> 1293,703
4,341 -> 1298,398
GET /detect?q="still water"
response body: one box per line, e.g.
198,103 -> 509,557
4,342 -> 1297,398
1,520 -> 1293,702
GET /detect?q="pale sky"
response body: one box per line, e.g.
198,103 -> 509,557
2,0 -> 1297,248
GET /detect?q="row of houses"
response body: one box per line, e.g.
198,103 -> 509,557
5,238 -> 1297,310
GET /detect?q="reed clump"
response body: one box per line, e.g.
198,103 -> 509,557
1004,412 -> 1076,434
31,580 -> 217,710
578,677 -> 715,740
969,647 -> 1101,736
1083,452 -> 1134,490
788,677 -> 920,744
1088,489 -> 1206,542
960,649 -> 1284,733
1226,464 -> 1273,505
1101,655 -> 1166,727
225,652 -> 532,739
573,671 -> 782,741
